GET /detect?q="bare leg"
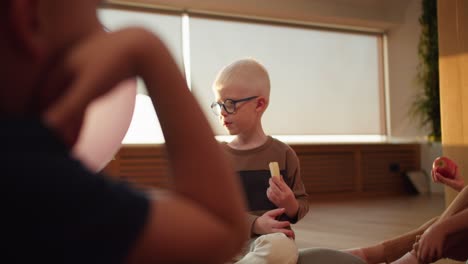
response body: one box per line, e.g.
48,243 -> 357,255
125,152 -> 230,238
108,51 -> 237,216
346,187 -> 468,264
439,186 -> 468,220
344,217 -> 437,263
389,188 -> 468,264
389,228 -> 468,264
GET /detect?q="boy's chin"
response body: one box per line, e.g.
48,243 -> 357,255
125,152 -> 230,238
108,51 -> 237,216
225,129 -> 239,136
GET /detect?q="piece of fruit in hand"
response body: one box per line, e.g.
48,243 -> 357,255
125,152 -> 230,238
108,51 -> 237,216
432,156 -> 458,179
269,162 -> 280,178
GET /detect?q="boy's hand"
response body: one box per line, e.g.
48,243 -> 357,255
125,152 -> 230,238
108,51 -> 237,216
252,208 -> 295,239
267,176 -> 299,218
43,28 -> 155,146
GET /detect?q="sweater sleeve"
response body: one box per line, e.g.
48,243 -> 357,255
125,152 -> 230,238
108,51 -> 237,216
285,147 -> 309,223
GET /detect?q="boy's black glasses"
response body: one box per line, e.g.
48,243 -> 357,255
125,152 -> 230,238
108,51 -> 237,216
211,96 -> 259,116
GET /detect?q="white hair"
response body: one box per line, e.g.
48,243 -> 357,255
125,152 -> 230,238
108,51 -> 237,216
213,58 -> 270,99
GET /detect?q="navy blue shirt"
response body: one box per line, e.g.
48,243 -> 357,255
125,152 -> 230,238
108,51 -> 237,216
2,118 -> 150,263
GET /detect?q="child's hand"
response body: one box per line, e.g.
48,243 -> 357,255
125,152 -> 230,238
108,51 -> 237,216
253,208 -> 295,239
432,170 -> 465,192
431,157 -> 465,192
43,28 -> 158,146
267,176 -> 299,218
415,223 -> 447,263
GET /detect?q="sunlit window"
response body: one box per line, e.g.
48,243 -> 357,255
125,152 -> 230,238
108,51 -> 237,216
99,8 -> 385,143
190,17 -> 384,138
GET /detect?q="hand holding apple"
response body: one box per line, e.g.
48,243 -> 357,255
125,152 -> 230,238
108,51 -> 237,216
431,156 -> 465,192
432,156 -> 457,180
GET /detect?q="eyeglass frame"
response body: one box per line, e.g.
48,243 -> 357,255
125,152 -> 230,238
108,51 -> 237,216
210,96 -> 259,115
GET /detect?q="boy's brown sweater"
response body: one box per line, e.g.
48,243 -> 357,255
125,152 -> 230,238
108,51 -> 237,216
221,136 -> 309,237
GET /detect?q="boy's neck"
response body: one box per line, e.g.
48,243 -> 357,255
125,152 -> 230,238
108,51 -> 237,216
228,129 -> 268,150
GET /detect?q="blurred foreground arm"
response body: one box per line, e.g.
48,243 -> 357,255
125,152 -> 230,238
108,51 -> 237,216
44,28 -> 248,264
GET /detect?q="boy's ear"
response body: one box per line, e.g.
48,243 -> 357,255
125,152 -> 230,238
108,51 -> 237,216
255,97 -> 268,113
9,0 -> 46,59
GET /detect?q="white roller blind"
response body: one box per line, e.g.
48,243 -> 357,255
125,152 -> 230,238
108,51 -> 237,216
98,9 -> 183,143
189,17 -> 383,136
98,9 -> 183,74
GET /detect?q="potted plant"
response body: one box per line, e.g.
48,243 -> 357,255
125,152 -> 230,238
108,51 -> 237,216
411,0 -> 444,193
411,0 -> 441,142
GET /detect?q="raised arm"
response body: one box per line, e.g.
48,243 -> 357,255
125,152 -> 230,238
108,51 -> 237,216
43,28 -> 248,264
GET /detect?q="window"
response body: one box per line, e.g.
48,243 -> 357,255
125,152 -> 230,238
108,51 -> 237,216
98,8 -> 385,143
189,17 -> 385,137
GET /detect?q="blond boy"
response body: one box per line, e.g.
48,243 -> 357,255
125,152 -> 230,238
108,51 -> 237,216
211,59 -> 309,263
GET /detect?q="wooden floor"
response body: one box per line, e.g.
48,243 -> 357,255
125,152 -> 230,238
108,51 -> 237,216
292,193 -> 463,263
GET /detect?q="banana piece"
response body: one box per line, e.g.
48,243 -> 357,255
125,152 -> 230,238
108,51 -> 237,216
269,162 -> 280,178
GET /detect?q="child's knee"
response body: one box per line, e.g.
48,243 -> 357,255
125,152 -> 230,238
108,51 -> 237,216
254,233 -> 298,264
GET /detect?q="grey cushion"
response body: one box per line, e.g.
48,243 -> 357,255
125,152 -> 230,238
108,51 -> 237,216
297,248 -> 367,264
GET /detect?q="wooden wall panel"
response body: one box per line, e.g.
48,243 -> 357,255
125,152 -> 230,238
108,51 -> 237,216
103,143 -> 421,199
299,152 -> 356,193
361,149 -> 419,193
437,0 -> 468,205
111,145 -> 170,189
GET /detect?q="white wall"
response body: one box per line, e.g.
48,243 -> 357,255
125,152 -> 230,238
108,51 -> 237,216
386,0 -> 428,139
420,142 -> 444,193
384,0 -> 443,193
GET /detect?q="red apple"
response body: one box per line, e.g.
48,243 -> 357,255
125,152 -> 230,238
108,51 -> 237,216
432,156 -> 458,179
